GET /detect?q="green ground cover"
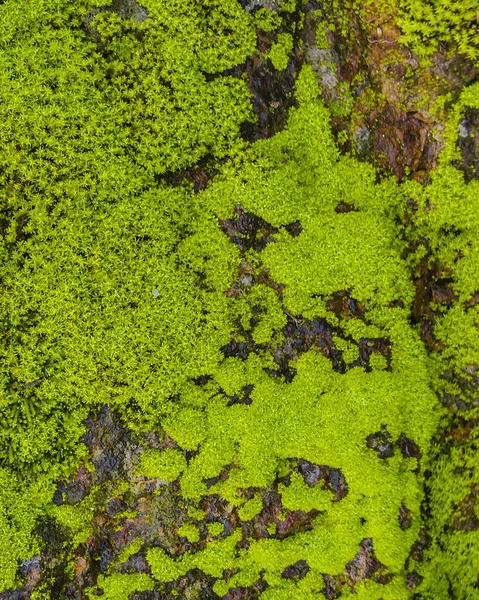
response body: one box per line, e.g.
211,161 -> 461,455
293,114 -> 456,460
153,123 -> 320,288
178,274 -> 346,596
0,0 -> 478,597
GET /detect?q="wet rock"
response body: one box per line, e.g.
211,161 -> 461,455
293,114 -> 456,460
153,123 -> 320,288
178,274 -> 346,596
353,337 -> 392,372
219,206 -> 279,252
57,467 -> 92,504
295,460 -> 348,501
345,538 -> 382,583
408,529 -> 431,563
326,291 -> 365,319
221,334 -> 256,362
305,48 -> 341,104
353,125 -> 371,157
276,508 -> 320,539
405,571 -> 423,589
205,464 -> 236,489
322,574 -> 345,599
334,202 -> 358,213
82,405 -> 135,484
270,314 -> 345,381
240,48 -> 303,141
283,220 -> 302,237
441,367 -> 479,409
106,497 -> 127,518
399,504 -> 413,531
452,486 -> 479,531
430,280 -> 456,305
0,590 -> 28,600
119,551 -> 150,574
226,261 -> 256,298
397,435 -> 421,460
243,0 -> 282,11
366,429 -> 395,459
282,559 -> 310,580
222,579 -> 268,599
226,384 -> 255,406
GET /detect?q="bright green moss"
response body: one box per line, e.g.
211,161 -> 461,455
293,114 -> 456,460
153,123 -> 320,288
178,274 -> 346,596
118,537 -> 143,563
187,505 -> 206,520
254,8 -> 282,32
333,336 -> 360,364
147,530 -> 242,582
139,65 -> 439,594
88,573 -> 154,600
398,0 -> 479,61
0,0 -> 477,596
400,81 -> 479,600
279,471 -> 333,512
49,484 -> 104,547
0,469 -> 52,590
238,494 -> 264,521
266,33 -> 294,70
206,522 -> 224,536
135,448 -> 187,482
177,523 -> 200,543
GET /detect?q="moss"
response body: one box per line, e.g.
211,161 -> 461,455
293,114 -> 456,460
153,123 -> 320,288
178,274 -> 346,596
254,8 -> 282,32
0,0 -> 477,596
279,471 -> 333,513
135,448 -> 187,482
118,537 -> 143,564
238,494 -> 264,521
0,469 -> 52,590
397,0 -> 479,62
177,523 -> 201,543
266,33 -> 294,71
333,335 -> 360,364
206,522 -> 224,537
187,505 -> 207,521
49,484 -> 104,547
400,81 -> 479,600
147,530 -> 242,582
88,573 -> 154,600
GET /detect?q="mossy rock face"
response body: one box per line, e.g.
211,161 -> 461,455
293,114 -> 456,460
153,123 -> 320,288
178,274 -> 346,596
0,0 -> 478,598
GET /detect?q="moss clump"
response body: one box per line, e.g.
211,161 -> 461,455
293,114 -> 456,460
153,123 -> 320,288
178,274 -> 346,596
206,522 -> 224,537
279,471 -> 333,512
135,449 -> 187,482
187,505 -> 206,520
177,523 -> 200,543
118,537 -> 143,563
238,494 -> 264,521
0,469 -> 51,590
88,573 -> 154,600
397,0 -> 479,61
400,82 -> 479,600
266,32 -> 294,70
143,66 -> 438,595
147,530 -> 242,583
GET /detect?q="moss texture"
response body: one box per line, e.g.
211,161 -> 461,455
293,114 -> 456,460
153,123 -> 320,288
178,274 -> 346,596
0,0 -> 478,598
